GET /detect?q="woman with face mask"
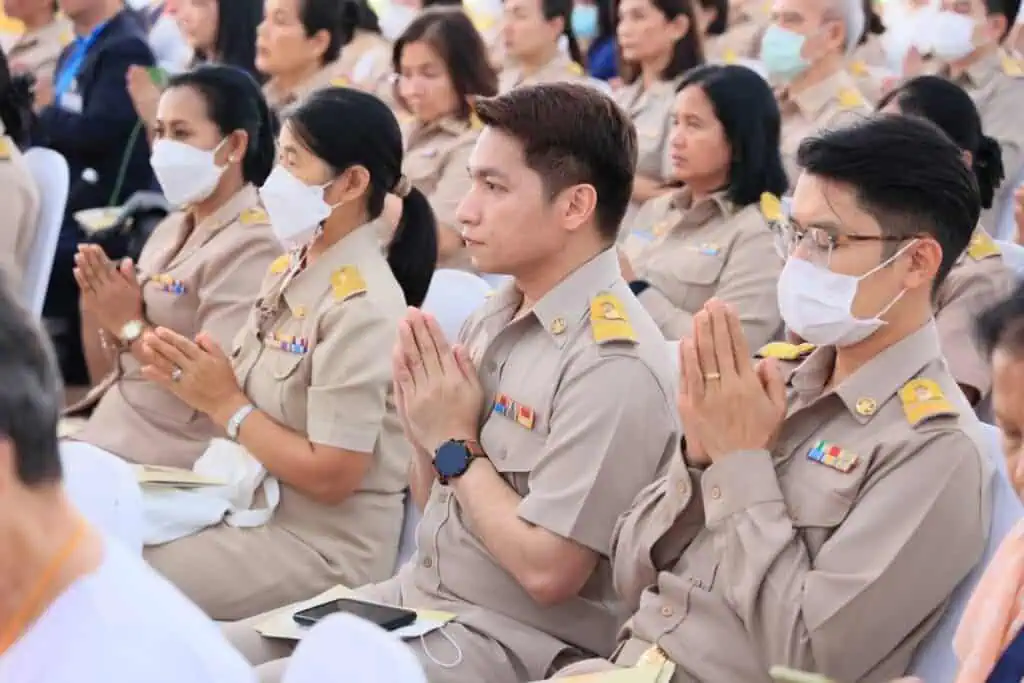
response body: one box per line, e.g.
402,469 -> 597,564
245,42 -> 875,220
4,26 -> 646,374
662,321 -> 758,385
877,75 -> 1014,406
619,64 -> 788,348
139,87 -> 438,621
614,0 -> 705,234
394,8 -> 498,268
66,64 -> 282,468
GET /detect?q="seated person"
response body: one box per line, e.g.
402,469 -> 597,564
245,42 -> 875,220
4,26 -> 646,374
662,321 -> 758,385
498,0 -> 587,92
32,0 -> 157,388
3,0 -> 72,83
877,76 -> 1014,405
0,283 -> 253,683
256,0 -> 351,113
619,64 -> 787,348
559,115 -> 993,682
140,87 -> 437,621
393,8 -> 498,269
332,0 -> 393,98
954,283 -> 1024,683
225,83 -> 681,683
66,65 -> 282,468
0,50 -> 41,290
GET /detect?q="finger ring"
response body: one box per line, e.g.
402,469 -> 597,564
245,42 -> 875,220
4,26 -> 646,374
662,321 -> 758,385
171,367 -> 183,382
703,372 -> 722,381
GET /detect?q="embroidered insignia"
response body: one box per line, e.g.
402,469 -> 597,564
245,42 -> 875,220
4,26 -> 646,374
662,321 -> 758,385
966,230 -> 1000,261
0,137 -> 11,160
760,193 -> 783,222
493,393 -> 535,430
723,48 -> 738,65
1001,52 -> 1024,77
240,207 -> 269,225
807,440 -> 859,473
331,265 -> 367,302
850,60 -> 868,76
330,76 -> 350,87
838,87 -> 865,109
899,379 -> 957,426
590,293 -> 636,344
269,254 -> 290,275
755,341 -> 816,361
568,61 -> 584,76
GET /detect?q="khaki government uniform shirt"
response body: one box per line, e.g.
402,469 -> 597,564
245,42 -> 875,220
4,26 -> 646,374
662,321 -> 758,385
5,16 -> 72,83
778,69 -> 872,184
606,323 -> 991,682
353,249 -> 680,682
615,77 -> 682,232
944,49 -> 1024,233
497,50 -> 586,92
0,132 -> 40,289
144,219 -> 412,620
333,30 -> 394,103
403,115 -> 479,269
263,63 -> 342,114
622,188 -> 782,347
73,185 -> 280,468
935,227 -> 1015,399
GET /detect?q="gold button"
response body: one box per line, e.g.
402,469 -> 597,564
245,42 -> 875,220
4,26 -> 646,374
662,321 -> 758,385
294,306 -> 306,319
660,605 -> 673,617
676,481 -> 687,495
549,317 -> 567,335
855,398 -> 877,416
711,486 -> 722,500
422,556 -> 433,568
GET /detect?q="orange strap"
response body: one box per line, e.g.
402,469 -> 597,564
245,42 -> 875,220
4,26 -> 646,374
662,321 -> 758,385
0,521 -> 88,655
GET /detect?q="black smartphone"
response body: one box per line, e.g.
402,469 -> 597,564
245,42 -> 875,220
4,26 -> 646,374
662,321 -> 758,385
292,598 -> 417,630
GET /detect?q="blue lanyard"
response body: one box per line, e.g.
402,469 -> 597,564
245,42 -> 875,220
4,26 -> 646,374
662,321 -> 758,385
53,21 -> 108,101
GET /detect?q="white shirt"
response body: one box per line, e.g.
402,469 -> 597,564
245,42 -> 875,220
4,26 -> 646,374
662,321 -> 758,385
0,536 -> 255,683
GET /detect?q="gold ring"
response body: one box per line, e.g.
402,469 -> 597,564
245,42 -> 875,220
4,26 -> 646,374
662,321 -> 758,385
704,372 -> 721,381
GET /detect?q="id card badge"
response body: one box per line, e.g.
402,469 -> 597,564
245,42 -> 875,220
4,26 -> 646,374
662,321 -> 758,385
60,91 -> 83,113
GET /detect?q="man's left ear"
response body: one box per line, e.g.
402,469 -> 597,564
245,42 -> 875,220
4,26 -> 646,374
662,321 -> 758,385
562,183 -> 599,234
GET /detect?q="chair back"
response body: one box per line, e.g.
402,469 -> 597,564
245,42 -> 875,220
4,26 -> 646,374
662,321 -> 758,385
997,240 -> 1024,281
421,269 -> 492,341
59,441 -> 144,553
21,148 -> 69,317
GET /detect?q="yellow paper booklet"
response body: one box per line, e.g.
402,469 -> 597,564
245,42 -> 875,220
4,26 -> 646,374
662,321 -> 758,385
254,585 -> 456,641
528,665 -> 673,683
74,207 -> 122,235
133,465 -> 226,489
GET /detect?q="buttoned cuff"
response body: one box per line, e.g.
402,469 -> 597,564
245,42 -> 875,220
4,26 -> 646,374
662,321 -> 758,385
701,449 -> 783,527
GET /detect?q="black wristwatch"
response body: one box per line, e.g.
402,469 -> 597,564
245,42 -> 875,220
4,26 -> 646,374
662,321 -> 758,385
434,439 -> 485,484
629,279 -> 651,296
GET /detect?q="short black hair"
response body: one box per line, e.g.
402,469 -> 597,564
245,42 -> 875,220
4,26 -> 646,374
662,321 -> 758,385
0,50 -> 34,149
987,0 -> 1021,40
474,82 -> 637,242
976,282 -> 1024,358
677,64 -> 787,207
878,75 -> 1004,209
0,281 -> 62,486
616,0 -> 705,84
696,0 -> 727,35
298,0 -> 353,65
796,114 -> 981,290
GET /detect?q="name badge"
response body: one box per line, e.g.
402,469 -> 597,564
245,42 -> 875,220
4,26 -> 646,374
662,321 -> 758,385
60,91 -> 83,113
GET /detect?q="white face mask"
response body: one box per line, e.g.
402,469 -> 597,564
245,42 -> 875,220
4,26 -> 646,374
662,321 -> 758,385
777,241 -> 916,347
150,138 -> 227,208
258,166 -> 337,250
930,11 -> 978,60
882,0 -> 938,68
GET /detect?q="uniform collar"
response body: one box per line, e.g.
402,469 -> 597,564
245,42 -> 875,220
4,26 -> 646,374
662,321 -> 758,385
950,46 -> 1002,90
264,65 -> 337,109
164,184 -> 261,271
789,321 -> 944,424
505,50 -> 574,85
407,115 -> 473,145
783,68 -> 854,119
490,248 -> 621,347
282,219 -> 383,315
668,187 -> 733,226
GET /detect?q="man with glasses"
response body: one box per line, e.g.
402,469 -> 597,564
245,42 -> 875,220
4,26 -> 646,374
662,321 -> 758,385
556,114 -> 992,682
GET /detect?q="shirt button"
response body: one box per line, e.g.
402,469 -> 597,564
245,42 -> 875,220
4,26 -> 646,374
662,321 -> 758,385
422,556 -> 433,568
711,486 -> 722,500
676,481 -> 687,495
660,605 -> 673,617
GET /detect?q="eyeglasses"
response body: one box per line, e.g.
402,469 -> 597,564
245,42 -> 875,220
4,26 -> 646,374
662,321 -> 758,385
770,219 -> 917,265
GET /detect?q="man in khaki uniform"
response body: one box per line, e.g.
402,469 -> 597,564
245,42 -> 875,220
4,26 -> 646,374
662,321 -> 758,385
3,0 -> 71,83
558,116 -> 992,683
620,188 -> 783,347
0,125 -> 40,289
226,83 -> 680,683
764,0 -> 873,182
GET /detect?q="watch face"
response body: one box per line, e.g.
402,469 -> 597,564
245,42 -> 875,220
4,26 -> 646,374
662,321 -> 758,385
120,320 -> 143,341
435,441 -> 470,478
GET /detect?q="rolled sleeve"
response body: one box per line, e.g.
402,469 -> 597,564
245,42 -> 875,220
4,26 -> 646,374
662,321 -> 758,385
517,354 -> 678,555
306,302 -> 396,451
701,448 -> 782,526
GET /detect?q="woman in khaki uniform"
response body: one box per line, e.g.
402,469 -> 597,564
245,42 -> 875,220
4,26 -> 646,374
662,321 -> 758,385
498,0 -> 587,91
332,1 -> 393,100
614,0 -> 705,233
68,66 -> 281,467
256,0 -> 355,112
2,0 -> 71,83
620,64 -> 787,347
393,8 -> 498,268
0,51 -> 40,290
139,87 -> 438,621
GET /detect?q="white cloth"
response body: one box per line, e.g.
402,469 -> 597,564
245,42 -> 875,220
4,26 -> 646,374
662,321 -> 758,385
0,535 -> 255,683
59,442 -> 144,554
283,613 -> 427,683
142,439 -> 280,546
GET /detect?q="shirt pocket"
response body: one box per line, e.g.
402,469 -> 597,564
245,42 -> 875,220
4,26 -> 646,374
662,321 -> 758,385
480,403 -> 550,494
782,461 -> 868,558
655,252 -> 727,313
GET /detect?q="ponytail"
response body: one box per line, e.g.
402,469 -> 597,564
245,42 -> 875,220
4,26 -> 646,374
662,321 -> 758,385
386,186 -> 438,307
973,135 -> 1005,210
246,92 -> 279,185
